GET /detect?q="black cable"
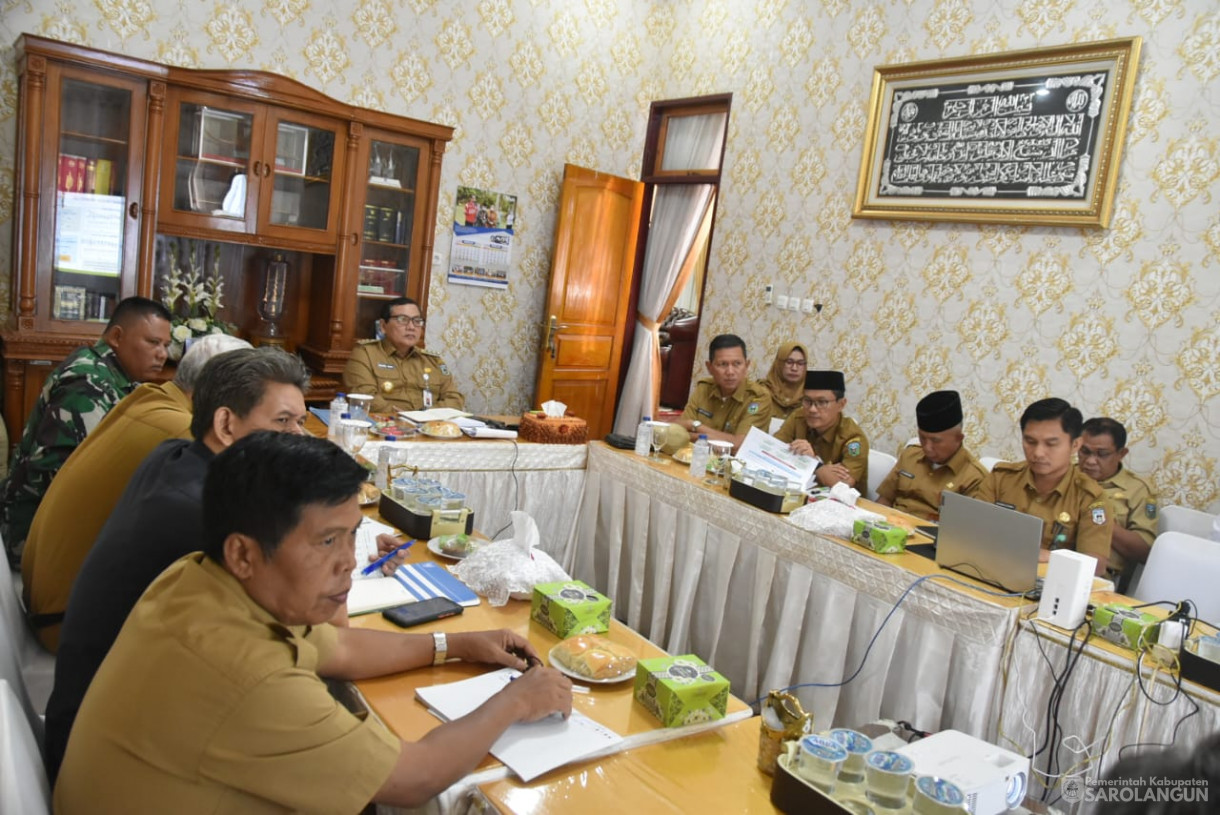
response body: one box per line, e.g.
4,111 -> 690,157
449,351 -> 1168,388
489,439 -> 521,540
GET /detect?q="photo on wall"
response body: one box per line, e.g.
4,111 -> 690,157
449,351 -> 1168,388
448,186 -> 516,290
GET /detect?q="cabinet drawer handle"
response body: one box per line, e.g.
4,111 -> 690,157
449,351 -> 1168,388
128,201 -> 139,219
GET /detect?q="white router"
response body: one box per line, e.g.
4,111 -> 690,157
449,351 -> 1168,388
1037,549 -> 1096,630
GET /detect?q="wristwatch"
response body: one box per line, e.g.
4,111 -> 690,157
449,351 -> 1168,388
432,632 -> 448,666
691,420 -> 703,431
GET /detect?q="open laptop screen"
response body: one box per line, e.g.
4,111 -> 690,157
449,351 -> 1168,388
935,491 -> 1043,592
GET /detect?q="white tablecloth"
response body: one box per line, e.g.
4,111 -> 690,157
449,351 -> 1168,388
997,618 -> 1220,813
362,440 -> 586,559
572,443 -> 1021,736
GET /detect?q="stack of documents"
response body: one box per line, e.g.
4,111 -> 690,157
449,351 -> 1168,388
416,668 -> 622,781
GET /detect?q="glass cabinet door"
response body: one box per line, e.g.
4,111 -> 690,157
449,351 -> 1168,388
357,139 -> 419,300
164,98 -> 256,231
50,76 -> 139,324
260,113 -> 341,241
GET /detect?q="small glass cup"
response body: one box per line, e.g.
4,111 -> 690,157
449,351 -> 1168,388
340,419 -> 372,456
705,440 -> 734,487
648,421 -> 670,464
347,393 -> 373,423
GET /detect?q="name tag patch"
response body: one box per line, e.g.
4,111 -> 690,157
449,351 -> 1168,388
697,408 -> 714,418
995,501 -> 1016,510
898,470 -> 914,479
376,362 -> 395,370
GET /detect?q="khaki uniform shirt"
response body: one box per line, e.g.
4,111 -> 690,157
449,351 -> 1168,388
775,414 -> 869,490
875,442 -> 989,522
55,554 -> 400,814
343,337 -> 464,414
976,462 -> 1112,563
1096,465 -> 1158,572
665,378 -> 772,452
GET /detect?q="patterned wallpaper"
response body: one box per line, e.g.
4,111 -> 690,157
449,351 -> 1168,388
0,0 -> 1217,513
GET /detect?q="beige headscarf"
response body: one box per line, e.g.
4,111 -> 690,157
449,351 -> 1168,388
760,341 -> 808,417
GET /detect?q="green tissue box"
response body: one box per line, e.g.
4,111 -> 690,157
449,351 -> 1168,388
633,655 -> 730,727
530,580 -> 611,638
851,519 -> 909,554
1092,603 -> 1159,649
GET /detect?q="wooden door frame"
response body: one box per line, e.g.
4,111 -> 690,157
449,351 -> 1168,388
617,93 -> 732,404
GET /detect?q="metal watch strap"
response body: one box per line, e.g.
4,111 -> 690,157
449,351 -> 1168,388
432,631 -> 447,666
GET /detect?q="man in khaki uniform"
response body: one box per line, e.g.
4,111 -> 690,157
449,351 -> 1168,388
876,390 -> 988,521
343,297 -> 464,413
55,433 -> 572,813
775,370 -> 869,489
976,398 -> 1111,576
1079,416 -> 1158,578
664,334 -> 772,453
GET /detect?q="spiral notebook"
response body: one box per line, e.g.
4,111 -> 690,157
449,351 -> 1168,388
348,560 -> 480,615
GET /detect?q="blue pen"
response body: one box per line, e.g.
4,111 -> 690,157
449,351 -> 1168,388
361,539 -> 414,576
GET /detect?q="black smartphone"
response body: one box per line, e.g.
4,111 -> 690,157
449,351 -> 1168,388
382,597 -> 463,628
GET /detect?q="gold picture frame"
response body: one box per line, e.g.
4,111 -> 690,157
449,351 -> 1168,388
852,37 -> 1142,228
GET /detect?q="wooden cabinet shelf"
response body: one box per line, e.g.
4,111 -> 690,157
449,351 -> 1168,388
2,34 -> 452,442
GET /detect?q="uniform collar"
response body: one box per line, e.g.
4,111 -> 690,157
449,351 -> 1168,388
380,336 -> 422,360
1096,464 -> 1128,489
90,338 -> 136,387
196,553 -> 322,670
1021,462 -> 1076,497
923,442 -> 970,474
711,379 -> 751,404
811,414 -> 844,441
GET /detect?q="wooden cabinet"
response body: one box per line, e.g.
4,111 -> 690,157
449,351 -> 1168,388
2,35 -> 452,443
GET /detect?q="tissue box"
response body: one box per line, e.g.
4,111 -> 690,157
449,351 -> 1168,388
531,580 -> 611,637
633,655 -> 730,727
1091,603 -> 1159,649
851,518 -> 909,553
519,411 -> 589,444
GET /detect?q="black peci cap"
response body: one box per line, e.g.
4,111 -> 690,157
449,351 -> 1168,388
805,370 -> 846,392
916,390 -> 963,433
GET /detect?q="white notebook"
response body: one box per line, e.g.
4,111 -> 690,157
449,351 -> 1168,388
415,668 -> 622,782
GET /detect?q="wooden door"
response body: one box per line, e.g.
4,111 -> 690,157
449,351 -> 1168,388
534,164 -> 644,438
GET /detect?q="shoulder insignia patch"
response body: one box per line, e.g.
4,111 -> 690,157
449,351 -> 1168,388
846,440 -> 861,457
1146,502 -> 1157,519
747,402 -> 759,414
439,364 -> 450,375
1092,507 -> 1107,525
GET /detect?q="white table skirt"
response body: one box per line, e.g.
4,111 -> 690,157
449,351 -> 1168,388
997,618 -> 1220,813
572,444 -> 1020,737
361,440 -> 586,559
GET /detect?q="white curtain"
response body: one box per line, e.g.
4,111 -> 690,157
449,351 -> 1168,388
612,112 -> 726,435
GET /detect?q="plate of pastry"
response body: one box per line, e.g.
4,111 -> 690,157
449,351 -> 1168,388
671,446 -> 693,465
428,533 -> 478,560
421,420 -> 463,439
548,635 -> 637,684
358,481 -> 381,506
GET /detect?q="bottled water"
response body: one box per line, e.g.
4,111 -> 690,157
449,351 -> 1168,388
689,435 -> 710,475
328,392 -> 348,441
635,415 -> 652,457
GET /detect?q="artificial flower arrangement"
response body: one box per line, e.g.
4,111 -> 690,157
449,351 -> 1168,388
159,241 -> 237,361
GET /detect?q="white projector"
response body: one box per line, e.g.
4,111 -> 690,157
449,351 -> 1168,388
897,730 -> 1030,814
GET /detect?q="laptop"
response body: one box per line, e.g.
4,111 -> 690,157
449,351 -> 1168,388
934,491 -> 1043,592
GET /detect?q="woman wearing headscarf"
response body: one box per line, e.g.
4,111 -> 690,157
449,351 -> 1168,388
759,341 -> 808,421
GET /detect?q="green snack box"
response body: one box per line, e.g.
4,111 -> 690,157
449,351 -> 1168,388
1091,603 -> 1159,649
851,518 -> 909,554
633,655 -> 730,727
530,580 -> 611,638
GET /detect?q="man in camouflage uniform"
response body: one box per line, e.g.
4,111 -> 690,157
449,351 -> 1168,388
342,297 -> 463,414
1,297 -> 172,563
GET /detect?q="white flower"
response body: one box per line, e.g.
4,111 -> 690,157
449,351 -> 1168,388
187,317 -> 208,333
172,324 -> 192,342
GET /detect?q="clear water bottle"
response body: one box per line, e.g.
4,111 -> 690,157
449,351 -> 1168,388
328,392 -> 348,441
1211,516 -> 1220,543
635,415 -> 652,457
689,434 -> 710,475
376,443 -> 396,490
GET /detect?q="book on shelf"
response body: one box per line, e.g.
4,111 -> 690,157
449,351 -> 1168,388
57,155 -> 114,195
53,285 -> 88,320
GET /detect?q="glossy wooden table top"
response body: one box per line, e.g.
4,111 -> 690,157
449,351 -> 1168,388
349,534 -> 750,775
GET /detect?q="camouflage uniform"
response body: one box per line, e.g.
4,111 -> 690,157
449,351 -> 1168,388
1,340 -> 135,562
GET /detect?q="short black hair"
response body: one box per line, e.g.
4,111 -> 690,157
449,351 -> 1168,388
106,296 -> 171,331
1082,417 -> 1128,450
380,297 -> 420,323
202,431 -> 368,562
1020,397 -> 1083,438
708,334 -> 747,361
189,347 -> 311,440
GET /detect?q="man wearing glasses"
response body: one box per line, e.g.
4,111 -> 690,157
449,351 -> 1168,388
1078,416 -> 1157,580
343,297 -> 464,413
775,370 -> 869,489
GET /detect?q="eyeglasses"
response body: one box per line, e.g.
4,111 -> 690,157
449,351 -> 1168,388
1078,447 -> 1115,461
387,315 -> 426,327
801,397 -> 837,410
782,358 -> 805,367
